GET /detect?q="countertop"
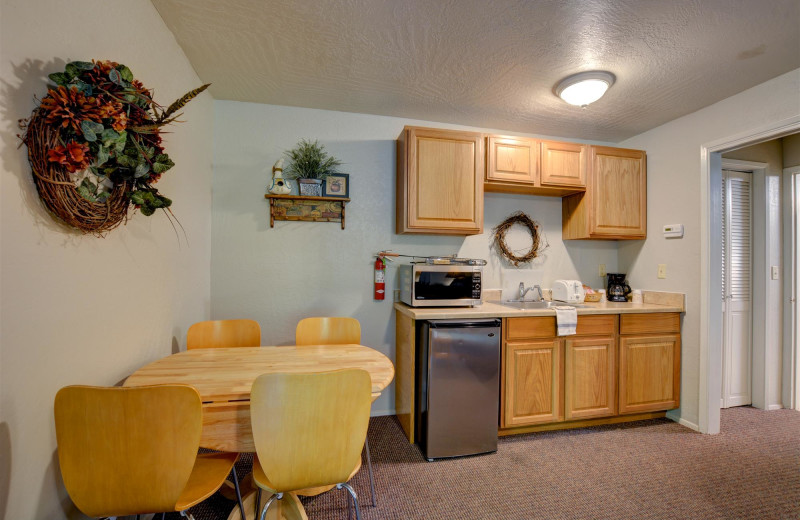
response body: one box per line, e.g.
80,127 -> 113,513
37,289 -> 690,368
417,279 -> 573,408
394,291 -> 685,320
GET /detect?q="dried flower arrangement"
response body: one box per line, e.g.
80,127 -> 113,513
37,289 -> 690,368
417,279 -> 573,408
20,59 -> 209,235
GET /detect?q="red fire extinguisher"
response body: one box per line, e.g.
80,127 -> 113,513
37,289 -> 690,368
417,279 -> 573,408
374,256 -> 386,300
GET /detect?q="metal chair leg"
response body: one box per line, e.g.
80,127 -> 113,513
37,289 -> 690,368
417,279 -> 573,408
255,488 -> 262,518
231,465 -> 246,520
337,483 -> 362,520
259,492 -> 283,520
364,436 -> 377,507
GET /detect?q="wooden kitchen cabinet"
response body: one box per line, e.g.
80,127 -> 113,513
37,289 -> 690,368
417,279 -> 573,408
485,135 -> 585,196
619,313 -> 681,414
564,316 -> 617,420
562,145 -> 647,240
485,135 -> 538,188
396,126 -> 484,235
503,339 -> 564,427
540,140 -> 587,188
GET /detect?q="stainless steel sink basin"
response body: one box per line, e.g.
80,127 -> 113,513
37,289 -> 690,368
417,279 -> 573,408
499,300 -> 584,310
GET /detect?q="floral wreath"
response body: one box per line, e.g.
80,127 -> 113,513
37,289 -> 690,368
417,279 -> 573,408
20,59 -> 208,235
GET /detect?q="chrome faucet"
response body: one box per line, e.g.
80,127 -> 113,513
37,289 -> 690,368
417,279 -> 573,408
518,282 -> 543,301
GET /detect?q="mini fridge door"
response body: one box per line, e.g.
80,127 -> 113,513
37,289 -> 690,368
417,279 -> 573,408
420,319 -> 501,460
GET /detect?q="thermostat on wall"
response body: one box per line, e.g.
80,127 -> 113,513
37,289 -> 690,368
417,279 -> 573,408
663,224 -> 684,238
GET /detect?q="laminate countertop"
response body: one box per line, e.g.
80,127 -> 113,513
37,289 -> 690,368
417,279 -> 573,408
394,291 -> 685,320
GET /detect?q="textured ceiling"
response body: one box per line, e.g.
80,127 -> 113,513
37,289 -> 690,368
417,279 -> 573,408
151,0 -> 800,142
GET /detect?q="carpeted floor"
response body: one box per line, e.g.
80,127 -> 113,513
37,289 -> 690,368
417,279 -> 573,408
187,407 -> 800,519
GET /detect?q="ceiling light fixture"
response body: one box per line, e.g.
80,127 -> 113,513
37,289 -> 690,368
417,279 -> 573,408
555,71 -> 616,108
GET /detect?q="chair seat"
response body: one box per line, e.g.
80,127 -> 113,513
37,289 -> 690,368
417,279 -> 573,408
252,455 -> 361,495
175,452 -> 240,511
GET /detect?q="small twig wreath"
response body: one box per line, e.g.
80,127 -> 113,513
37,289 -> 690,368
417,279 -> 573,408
492,211 -> 548,266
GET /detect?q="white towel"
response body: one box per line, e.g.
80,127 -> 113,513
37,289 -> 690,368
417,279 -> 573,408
555,306 -> 577,336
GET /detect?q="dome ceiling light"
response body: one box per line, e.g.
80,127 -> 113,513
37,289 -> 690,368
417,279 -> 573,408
555,71 -> 616,108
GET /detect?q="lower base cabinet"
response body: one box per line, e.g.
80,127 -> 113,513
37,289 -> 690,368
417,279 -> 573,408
503,339 -> 563,427
565,336 -> 617,420
618,313 -> 681,414
501,313 -> 680,435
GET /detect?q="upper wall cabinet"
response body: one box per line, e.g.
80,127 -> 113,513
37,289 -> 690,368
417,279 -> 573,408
540,140 -> 587,188
396,126 -> 484,235
485,136 -> 586,196
562,146 -> 647,240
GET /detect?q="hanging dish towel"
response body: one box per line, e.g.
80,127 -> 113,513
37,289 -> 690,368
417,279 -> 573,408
555,306 -> 577,336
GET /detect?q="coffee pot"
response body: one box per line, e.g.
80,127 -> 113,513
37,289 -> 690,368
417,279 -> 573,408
606,273 -> 631,302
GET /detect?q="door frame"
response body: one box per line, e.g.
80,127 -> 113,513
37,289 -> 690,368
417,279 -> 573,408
720,166 -> 758,409
700,115 -> 800,434
783,166 -> 800,410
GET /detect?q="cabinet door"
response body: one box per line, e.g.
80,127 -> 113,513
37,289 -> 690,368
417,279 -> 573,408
486,136 -> 538,185
619,334 -> 681,414
502,339 -> 563,427
589,146 -> 646,238
540,140 -> 586,188
565,336 -> 616,420
397,127 -> 484,235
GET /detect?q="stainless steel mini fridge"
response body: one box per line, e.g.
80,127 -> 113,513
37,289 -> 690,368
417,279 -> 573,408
416,319 -> 501,461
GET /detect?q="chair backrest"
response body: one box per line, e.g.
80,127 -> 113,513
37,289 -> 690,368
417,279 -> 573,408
187,319 -> 261,349
53,385 -> 203,517
250,370 -> 372,492
295,317 -> 360,345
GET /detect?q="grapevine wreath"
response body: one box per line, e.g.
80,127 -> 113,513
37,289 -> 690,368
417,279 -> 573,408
20,60 -> 208,235
492,211 -> 548,266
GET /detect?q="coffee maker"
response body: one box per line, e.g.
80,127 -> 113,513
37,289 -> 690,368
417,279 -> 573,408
606,273 -> 631,302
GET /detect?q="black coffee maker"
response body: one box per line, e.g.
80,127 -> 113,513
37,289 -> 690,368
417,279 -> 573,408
606,273 -> 631,302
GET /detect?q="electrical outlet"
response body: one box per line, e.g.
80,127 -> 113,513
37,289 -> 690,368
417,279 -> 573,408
599,264 -> 606,277
771,266 -> 779,280
657,264 -> 667,279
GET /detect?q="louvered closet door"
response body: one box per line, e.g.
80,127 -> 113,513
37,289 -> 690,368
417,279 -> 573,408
722,170 -> 752,408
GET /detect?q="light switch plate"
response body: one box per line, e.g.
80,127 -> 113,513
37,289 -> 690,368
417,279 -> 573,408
657,264 -> 667,279
599,264 -> 606,277
771,266 -> 780,280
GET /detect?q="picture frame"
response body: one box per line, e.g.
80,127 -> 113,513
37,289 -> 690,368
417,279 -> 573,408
323,174 -> 350,198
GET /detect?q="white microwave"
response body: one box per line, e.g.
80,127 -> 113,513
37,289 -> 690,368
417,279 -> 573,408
399,264 -> 483,307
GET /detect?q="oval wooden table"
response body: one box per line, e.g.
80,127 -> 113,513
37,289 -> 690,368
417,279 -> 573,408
124,344 -> 395,520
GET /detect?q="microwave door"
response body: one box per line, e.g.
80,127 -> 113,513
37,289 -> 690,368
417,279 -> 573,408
415,271 -> 474,301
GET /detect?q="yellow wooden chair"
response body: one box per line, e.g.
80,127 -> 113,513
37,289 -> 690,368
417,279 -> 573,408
250,370 -> 372,520
187,319 -> 261,349
54,385 -> 244,520
295,317 -> 377,506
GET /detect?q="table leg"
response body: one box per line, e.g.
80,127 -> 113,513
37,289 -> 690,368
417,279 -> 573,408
227,491 -> 308,520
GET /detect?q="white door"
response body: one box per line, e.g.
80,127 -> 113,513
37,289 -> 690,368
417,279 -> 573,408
721,169 -> 753,408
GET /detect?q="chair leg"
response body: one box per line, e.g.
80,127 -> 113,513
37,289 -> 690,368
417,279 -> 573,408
337,483 -> 362,520
255,488 -> 262,518
259,492 -> 283,520
364,436 -> 377,507
179,511 -> 196,520
231,465 -> 247,520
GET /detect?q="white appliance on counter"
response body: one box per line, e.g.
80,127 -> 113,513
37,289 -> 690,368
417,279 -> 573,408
552,279 -> 585,303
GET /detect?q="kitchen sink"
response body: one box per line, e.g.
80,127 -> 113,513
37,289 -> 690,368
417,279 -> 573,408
500,300 -> 585,310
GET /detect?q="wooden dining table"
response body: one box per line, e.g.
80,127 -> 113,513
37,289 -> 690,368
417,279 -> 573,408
123,344 -> 395,452
124,344 -> 394,520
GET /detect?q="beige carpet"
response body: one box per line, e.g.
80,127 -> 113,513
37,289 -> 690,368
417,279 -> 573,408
190,407 -> 800,519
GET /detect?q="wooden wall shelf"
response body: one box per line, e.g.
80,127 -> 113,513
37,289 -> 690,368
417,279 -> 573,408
264,194 -> 350,229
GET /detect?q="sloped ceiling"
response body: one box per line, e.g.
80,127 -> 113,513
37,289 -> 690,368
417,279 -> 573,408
152,0 -> 800,142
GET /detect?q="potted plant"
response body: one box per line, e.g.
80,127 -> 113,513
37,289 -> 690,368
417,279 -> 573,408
283,139 -> 344,196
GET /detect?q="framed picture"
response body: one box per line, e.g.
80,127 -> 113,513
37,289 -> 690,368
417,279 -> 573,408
323,174 -> 350,198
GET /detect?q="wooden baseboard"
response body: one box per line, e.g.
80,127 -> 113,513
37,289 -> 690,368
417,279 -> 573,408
498,411 -> 667,437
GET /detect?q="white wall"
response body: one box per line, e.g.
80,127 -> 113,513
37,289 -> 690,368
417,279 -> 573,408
0,1 -> 214,518
618,68 -> 800,429
212,101 -> 619,415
